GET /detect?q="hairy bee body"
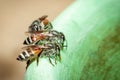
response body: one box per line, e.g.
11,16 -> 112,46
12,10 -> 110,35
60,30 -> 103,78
41,42 -> 61,65
48,30 -> 67,49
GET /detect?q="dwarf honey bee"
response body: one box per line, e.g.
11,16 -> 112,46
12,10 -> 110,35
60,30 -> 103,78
28,15 -> 53,33
42,42 -> 61,65
35,30 -> 67,49
48,30 -> 67,49
17,15 -> 67,68
23,31 -> 51,45
17,43 -> 61,68
16,45 -> 48,68
23,30 -> 67,49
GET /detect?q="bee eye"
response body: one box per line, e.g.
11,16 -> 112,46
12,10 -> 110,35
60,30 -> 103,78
28,20 -> 40,31
30,24 -> 38,31
33,24 -> 38,28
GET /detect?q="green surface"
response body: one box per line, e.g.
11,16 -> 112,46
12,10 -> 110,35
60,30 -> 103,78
24,0 -> 120,80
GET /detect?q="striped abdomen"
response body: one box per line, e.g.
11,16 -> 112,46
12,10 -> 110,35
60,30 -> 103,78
23,34 -> 46,45
16,50 -> 34,61
23,36 -> 34,45
16,46 -> 42,61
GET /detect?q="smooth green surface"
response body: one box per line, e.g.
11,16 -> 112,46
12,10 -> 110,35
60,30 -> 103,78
24,0 -> 120,80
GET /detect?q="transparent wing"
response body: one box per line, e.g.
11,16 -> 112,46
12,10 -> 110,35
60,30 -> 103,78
25,31 -> 43,36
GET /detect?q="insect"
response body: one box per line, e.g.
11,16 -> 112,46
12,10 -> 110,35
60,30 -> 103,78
23,30 -> 67,49
28,15 -> 53,33
17,43 -> 61,68
48,30 -> 67,49
42,42 -> 61,65
17,15 -> 67,68
23,31 -> 51,45
35,30 -> 68,50
16,45 -> 48,68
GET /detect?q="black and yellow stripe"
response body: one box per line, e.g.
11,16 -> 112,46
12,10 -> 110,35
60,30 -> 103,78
16,50 -> 34,61
23,36 -> 33,45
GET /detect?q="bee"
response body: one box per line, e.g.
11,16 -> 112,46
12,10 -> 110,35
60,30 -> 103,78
48,30 -> 67,49
23,30 -> 67,49
23,31 -> 51,45
28,15 -> 53,33
35,30 -> 67,50
16,45 -> 48,68
42,42 -> 61,65
17,43 -> 61,68
17,15 -> 67,68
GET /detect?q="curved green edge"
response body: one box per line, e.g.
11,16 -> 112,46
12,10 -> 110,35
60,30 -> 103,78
24,0 -> 120,80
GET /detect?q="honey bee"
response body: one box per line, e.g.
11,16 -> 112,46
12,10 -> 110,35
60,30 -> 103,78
48,30 -> 67,49
23,30 -> 67,49
42,42 -> 61,65
16,45 -> 48,68
17,43 -> 61,68
35,30 -> 67,50
28,15 -> 53,33
23,31 -> 51,45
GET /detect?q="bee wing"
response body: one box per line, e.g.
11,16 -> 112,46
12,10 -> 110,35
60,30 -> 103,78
40,45 -> 49,49
21,45 -> 48,50
25,31 -> 44,36
21,45 -> 32,50
21,45 -> 37,50
25,32 -> 33,36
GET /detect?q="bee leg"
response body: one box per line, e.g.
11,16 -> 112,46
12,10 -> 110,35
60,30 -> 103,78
56,45 -> 61,62
36,53 -> 40,66
58,54 -> 61,62
36,57 -> 39,66
26,60 -> 30,69
37,50 -> 43,66
63,40 -> 68,50
48,55 -> 54,66
49,22 -> 53,29
55,55 -> 57,64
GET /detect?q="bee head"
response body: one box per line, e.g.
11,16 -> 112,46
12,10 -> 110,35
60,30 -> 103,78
28,20 -> 42,32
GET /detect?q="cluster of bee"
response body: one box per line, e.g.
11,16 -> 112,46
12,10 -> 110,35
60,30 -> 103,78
16,15 -> 67,69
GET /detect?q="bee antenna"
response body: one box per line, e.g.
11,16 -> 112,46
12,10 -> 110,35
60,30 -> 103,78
55,43 -> 60,51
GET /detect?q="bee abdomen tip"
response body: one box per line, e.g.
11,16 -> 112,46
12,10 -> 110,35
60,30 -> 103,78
23,41 -> 27,45
16,58 -> 20,60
